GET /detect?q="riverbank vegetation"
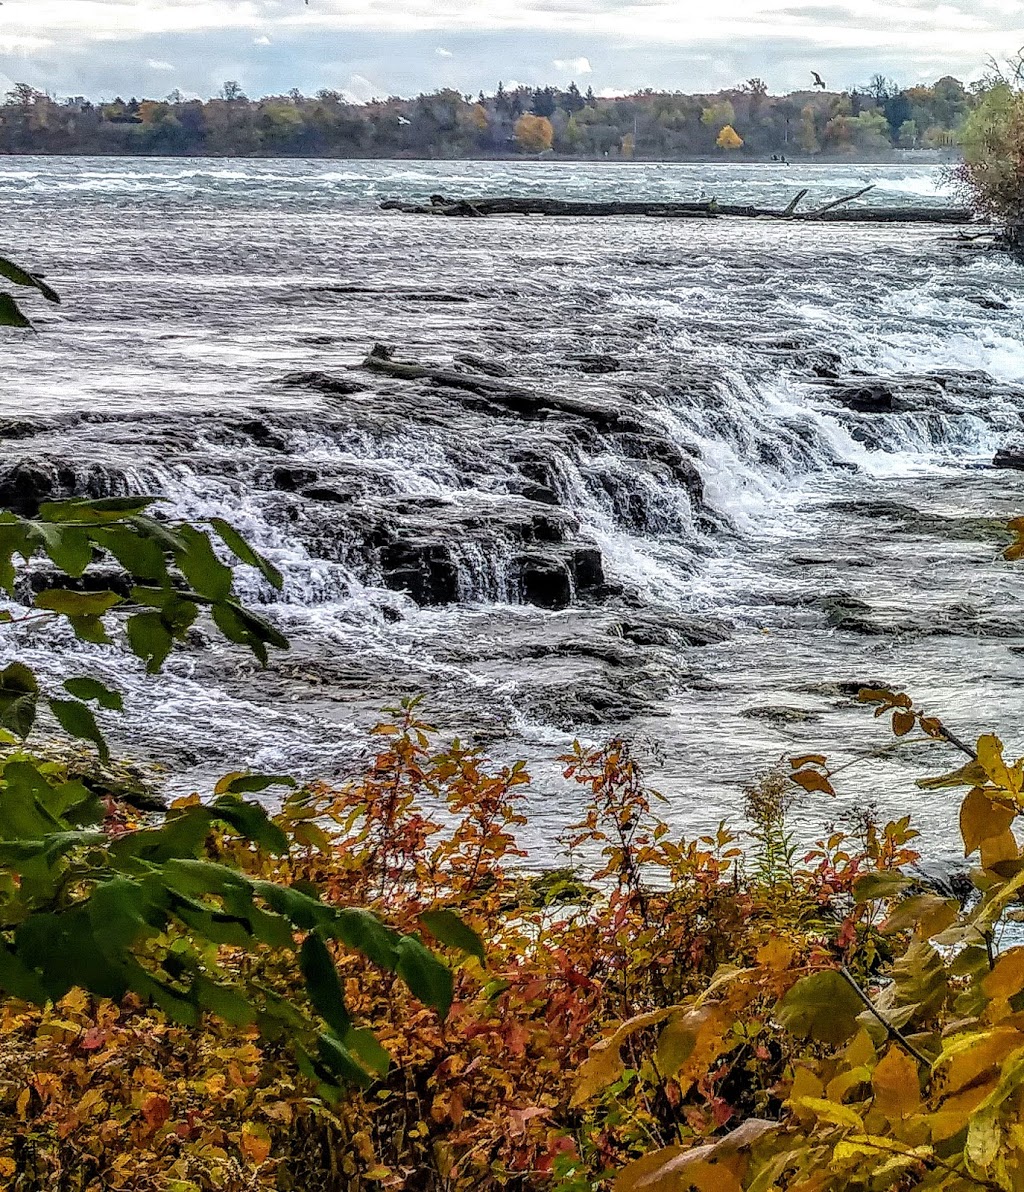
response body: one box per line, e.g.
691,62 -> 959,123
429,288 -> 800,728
2,491 -> 1024,1190
0,74 -> 974,160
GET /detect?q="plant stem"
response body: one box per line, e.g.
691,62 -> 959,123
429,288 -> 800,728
838,966 -> 931,1067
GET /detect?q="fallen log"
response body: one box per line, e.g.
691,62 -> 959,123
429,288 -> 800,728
380,189 -> 974,225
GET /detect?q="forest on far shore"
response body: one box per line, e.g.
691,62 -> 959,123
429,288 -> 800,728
0,74 -> 974,159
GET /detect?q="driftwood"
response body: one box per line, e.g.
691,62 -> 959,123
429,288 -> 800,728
380,185 -> 974,225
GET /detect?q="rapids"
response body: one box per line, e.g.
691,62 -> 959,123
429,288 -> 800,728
2,156 -> 1023,866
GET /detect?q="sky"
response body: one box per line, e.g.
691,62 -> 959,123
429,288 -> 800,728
0,0 -> 1020,102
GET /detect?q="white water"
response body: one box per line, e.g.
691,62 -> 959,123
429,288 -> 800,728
1,157 -> 1022,866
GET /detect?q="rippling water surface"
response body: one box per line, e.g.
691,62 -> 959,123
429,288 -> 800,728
3,156 -> 1023,865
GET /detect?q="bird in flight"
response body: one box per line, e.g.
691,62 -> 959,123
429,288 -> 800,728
811,71 -> 826,89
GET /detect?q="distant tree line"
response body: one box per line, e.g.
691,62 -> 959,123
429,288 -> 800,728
0,75 -> 975,159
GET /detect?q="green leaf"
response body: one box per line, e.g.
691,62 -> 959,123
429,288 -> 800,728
87,879 -> 161,955
343,1027 -> 391,1077
175,524 -> 233,602
92,525 -> 168,582
316,1032 -> 372,1089
48,698 -> 109,762
126,611 -> 173,673
38,497 -> 158,523
419,909 -> 485,965
63,677 -> 123,711
214,772 -> 297,796
0,522 -> 32,592
0,941 -> 48,1002
208,518 -> 283,591
332,908 -> 401,971
776,970 -> 863,1045
0,661 -> 38,739
29,524 -> 92,576
211,601 -> 288,665
210,795 -> 289,855
250,880 -> 334,932
68,615 -> 111,645
395,935 -> 454,1018
0,255 -> 60,302
0,292 -> 33,329
34,589 -> 122,617
300,932 -> 352,1039
191,975 -> 257,1027
853,872 -> 914,904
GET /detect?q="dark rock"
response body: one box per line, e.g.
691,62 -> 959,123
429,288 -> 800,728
573,354 -> 621,374
0,459 -> 131,517
380,541 -> 459,605
454,355 -> 511,377
232,419 -> 289,452
275,371 -> 366,397
569,546 -> 604,591
272,465 -> 320,491
516,553 -> 573,610
302,485 -> 360,505
832,383 -> 895,414
968,296 -> 1009,311
741,705 -> 821,724
994,446 -> 1024,470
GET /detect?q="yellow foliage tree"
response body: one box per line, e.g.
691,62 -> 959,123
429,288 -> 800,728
513,113 -> 553,154
716,124 -> 743,150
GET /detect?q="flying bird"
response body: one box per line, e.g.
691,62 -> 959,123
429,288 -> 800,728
811,72 -> 826,89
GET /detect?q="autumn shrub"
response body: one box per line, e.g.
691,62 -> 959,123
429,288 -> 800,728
0,698 -> 931,1191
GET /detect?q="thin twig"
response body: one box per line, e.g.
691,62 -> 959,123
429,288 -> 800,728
839,966 -> 931,1067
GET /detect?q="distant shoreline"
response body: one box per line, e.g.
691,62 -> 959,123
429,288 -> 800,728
0,150 -> 959,165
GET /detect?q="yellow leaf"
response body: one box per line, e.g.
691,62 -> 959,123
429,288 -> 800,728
0,1158 -> 15,1177
790,1096 -> 863,1132
614,1121 -> 776,1192
978,734 -> 1021,794
937,1029 -> 1023,1099
15,1089 -> 30,1120
960,787 -> 1016,857
981,828 -> 1019,871
572,1006 -> 681,1107
757,938 -> 797,971
871,1045 -> 921,1119
983,948 -> 1024,1003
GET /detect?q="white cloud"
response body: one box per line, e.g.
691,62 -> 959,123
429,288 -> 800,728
552,55 -> 592,74
146,58 -> 175,71
435,46 -> 453,57
341,73 -> 380,102
254,35 -> 272,46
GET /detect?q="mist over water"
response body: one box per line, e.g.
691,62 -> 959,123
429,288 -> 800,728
3,156 -> 1023,866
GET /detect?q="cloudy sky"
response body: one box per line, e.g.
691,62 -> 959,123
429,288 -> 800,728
0,0 -> 1020,102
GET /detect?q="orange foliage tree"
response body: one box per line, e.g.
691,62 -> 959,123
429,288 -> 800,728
514,114 -> 554,153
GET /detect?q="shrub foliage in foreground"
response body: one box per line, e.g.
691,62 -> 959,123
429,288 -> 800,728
5,682 -> 1024,1191
0,497 -> 463,1125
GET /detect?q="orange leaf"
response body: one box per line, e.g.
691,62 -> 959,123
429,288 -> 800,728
790,754 -> 827,770
892,710 -> 915,737
141,1094 -> 171,1132
240,1121 -> 272,1166
872,1045 -> 921,1119
791,770 -> 835,796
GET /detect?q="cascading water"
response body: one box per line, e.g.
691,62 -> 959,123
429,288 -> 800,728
2,157 -> 1024,864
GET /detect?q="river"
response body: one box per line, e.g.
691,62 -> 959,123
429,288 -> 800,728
2,156 -> 1022,866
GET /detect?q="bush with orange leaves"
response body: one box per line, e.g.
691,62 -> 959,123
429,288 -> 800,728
0,695 -> 927,1192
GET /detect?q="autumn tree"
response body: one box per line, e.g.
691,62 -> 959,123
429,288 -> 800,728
716,124 -> 743,150
513,113 -> 553,153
